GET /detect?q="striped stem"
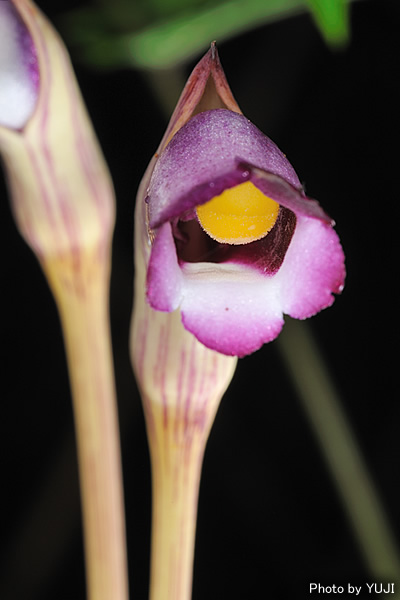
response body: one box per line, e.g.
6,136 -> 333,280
44,249 -> 129,600
145,389 -> 214,600
132,306 -> 236,600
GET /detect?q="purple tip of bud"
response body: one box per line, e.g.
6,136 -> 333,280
0,1 -> 39,129
18,8 -> 39,91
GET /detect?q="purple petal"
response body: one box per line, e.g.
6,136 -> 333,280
146,222 -> 183,311
246,164 -> 333,224
148,109 -> 301,229
0,1 -> 39,129
276,216 -> 346,318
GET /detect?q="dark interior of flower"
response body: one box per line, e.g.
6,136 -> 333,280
173,183 -> 297,274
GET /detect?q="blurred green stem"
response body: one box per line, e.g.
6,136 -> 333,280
145,68 -> 187,120
278,318 -> 400,582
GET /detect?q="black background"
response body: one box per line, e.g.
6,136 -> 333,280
1,1 -> 399,598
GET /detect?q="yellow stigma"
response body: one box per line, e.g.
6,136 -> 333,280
196,181 -> 279,245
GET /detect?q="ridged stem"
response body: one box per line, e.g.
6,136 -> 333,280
145,400 -> 209,600
132,304 -> 236,600
44,248 -> 129,600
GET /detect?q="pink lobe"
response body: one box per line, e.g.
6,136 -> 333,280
277,216 -> 345,319
146,222 -> 183,311
180,263 -> 284,357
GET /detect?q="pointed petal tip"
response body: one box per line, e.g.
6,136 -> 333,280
211,40 -> 217,58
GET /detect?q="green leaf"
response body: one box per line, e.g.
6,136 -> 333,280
60,0 -> 305,70
126,0 -> 306,69
59,0 -> 353,72
305,0 -> 350,47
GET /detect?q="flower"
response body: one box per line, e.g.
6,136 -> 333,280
138,44 -> 345,357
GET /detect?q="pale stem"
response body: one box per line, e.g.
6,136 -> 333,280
44,251 -> 129,600
146,401 -> 207,600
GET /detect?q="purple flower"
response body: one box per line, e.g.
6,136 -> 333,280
136,45 -> 345,357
